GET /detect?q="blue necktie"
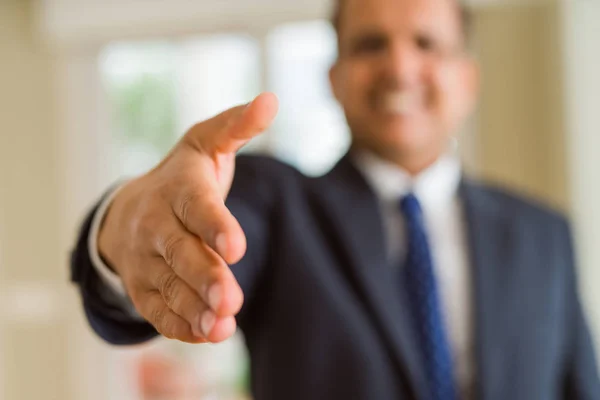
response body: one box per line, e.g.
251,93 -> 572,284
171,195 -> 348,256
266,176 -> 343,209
400,194 -> 458,400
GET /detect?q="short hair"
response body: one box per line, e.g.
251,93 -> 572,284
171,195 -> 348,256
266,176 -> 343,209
330,0 -> 472,45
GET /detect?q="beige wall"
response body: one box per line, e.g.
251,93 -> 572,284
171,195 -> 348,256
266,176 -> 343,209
472,3 -> 568,211
0,1 -> 72,399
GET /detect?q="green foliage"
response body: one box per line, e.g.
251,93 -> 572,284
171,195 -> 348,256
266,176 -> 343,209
110,74 -> 178,155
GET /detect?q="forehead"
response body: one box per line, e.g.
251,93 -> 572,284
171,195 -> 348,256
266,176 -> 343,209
337,0 -> 463,42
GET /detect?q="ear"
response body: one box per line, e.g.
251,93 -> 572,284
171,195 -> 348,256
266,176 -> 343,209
329,61 -> 342,102
462,57 -> 480,114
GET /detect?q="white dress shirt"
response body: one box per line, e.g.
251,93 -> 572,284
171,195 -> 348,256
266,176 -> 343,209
89,151 -> 474,397
352,150 -> 474,399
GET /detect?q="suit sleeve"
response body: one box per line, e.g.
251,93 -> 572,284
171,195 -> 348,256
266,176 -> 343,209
560,219 -> 600,399
70,199 -> 159,345
70,155 -> 279,345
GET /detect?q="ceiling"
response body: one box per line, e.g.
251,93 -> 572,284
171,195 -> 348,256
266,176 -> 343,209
36,0 -> 552,50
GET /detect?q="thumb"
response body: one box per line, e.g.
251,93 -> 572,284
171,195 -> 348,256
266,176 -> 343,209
183,92 -> 279,155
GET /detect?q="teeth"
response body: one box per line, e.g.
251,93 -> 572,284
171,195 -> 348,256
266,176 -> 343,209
380,91 -> 418,115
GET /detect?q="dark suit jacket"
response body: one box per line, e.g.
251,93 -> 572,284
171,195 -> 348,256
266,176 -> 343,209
71,154 -> 600,400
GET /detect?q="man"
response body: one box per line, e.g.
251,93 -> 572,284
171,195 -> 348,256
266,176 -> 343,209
70,0 -> 600,398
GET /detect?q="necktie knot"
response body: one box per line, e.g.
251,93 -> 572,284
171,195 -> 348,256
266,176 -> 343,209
400,194 -> 427,240
400,193 -> 423,220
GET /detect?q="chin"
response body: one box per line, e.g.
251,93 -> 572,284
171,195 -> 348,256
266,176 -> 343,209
365,130 -> 437,162
379,127 -> 430,150
350,118 -> 435,155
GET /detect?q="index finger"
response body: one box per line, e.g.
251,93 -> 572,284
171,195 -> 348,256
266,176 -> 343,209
171,171 -> 247,264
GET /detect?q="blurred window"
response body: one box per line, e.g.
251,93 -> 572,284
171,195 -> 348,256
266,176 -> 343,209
100,35 -> 261,181
267,20 -> 350,175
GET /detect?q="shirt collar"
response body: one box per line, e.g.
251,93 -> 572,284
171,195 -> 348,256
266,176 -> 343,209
351,149 -> 462,208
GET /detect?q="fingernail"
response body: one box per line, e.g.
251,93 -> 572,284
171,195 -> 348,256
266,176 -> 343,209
192,314 -> 203,338
215,233 -> 228,257
208,283 -> 222,312
201,310 -> 216,338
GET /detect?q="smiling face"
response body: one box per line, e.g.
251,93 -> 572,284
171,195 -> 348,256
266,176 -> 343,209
330,0 -> 479,173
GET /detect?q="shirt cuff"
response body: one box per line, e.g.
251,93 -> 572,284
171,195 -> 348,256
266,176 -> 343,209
88,183 -> 128,296
88,183 -> 143,319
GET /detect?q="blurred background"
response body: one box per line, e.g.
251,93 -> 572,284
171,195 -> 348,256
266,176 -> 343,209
0,0 -> 599,398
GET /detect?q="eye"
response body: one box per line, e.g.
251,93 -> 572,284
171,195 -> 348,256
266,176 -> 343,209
351,34 -> 387,56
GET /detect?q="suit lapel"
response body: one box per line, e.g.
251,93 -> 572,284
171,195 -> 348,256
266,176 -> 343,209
461,180 -> 515,399
316,155 -> 427,399
316,161 -> 518,398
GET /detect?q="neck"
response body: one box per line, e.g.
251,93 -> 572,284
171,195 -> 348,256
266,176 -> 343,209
350,143 -> 446,176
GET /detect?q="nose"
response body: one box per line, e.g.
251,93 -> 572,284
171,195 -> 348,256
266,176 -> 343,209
382,39 -> 422,87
